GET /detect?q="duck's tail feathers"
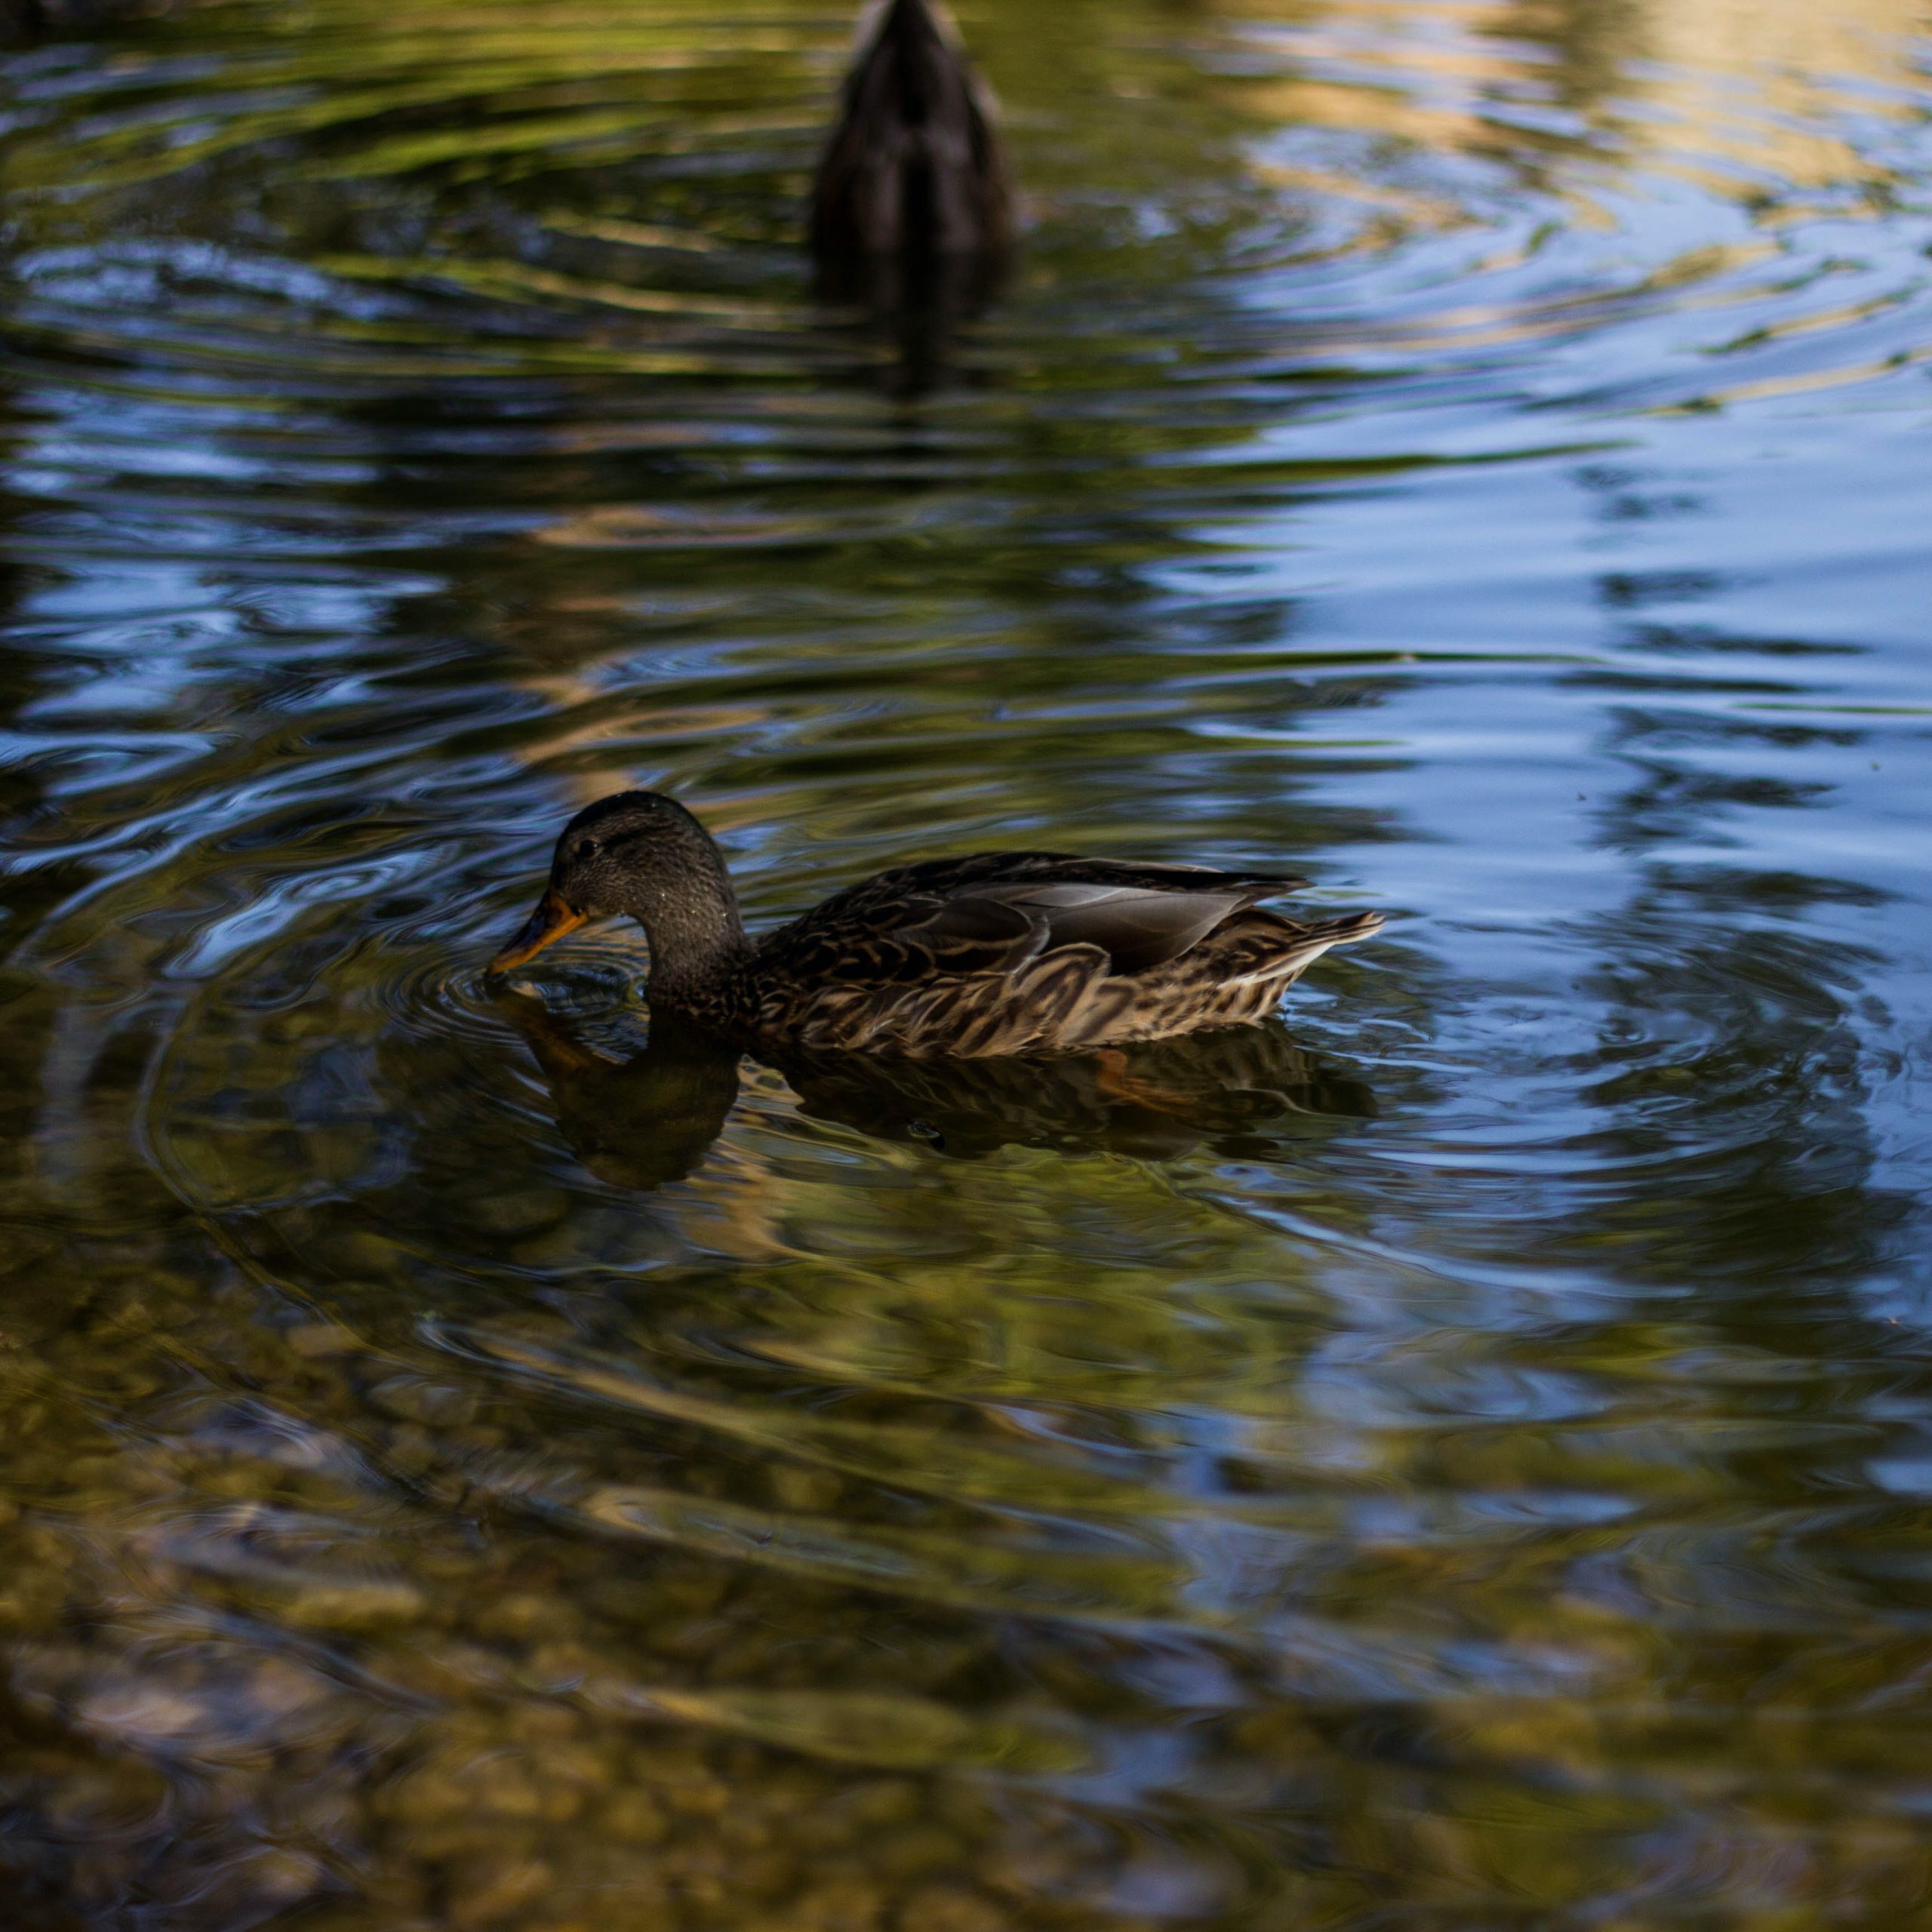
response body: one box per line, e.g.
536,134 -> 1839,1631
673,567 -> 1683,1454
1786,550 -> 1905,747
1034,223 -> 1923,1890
810,0 -> 1015,277
1235,910 -> 1386,988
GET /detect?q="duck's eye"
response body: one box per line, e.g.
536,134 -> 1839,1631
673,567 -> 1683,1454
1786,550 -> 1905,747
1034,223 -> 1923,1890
574,837 -> 601,862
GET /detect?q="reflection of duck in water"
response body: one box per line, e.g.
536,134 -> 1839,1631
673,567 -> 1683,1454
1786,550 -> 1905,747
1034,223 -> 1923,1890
502,1001 -> 1373,1178
810,0 -> 1015,349
499,1001 -> 742,1192
491,791 -> 1383,1057
777,1020 -> 1375,1160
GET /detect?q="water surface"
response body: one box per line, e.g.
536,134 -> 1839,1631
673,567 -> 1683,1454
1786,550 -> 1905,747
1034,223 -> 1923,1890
4,0 -> 1932,1925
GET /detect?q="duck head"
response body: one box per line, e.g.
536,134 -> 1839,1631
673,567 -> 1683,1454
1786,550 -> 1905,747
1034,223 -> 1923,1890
489,791 -> 746,980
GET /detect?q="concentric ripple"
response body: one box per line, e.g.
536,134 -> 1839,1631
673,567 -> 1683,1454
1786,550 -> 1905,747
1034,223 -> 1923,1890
4,0 -> 1932,1926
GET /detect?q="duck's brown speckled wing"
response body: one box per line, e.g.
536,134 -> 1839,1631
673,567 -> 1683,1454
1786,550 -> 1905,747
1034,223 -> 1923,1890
736,854 -> 1377,1057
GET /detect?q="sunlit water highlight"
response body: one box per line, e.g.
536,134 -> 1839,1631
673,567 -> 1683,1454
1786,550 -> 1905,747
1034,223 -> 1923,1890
3,0 -> 1932,1925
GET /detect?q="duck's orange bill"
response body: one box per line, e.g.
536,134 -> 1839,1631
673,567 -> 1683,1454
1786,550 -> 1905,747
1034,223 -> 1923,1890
490,890 -> 589,974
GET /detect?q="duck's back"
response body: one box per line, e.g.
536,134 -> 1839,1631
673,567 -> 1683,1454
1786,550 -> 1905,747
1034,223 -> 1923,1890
710,854 -> 1380,1057
810,0 -> 1014,275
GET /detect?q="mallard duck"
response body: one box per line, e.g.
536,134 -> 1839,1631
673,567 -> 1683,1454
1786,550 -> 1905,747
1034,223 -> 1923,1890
810,0 -> 1014,285
490,792 -> 1383,1058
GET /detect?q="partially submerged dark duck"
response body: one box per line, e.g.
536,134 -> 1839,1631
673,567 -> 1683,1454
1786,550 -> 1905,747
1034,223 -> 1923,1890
810,0 -> 1014,302
491,792 -> 1382,1058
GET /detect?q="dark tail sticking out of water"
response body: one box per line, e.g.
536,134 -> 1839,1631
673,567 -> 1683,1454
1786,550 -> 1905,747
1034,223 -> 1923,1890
810,0 -> 1016,309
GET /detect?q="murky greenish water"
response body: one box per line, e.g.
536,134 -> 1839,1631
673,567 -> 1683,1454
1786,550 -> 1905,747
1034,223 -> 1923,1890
3,0 -> 1932,1924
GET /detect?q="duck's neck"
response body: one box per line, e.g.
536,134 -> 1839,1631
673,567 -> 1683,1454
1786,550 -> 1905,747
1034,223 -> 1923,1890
626,817 -> 752,1004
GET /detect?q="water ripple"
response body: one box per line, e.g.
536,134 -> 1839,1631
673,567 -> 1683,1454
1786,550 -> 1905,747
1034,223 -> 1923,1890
5,0 -> 1932,1924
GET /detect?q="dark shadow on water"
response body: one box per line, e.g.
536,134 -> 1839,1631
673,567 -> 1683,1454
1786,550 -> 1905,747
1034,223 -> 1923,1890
814,253 -> 1011,401
777,1020 -> 1375,1159
498,1001 -> 744,1193
1,0 -> 165,40
500,999 -> 1375,1183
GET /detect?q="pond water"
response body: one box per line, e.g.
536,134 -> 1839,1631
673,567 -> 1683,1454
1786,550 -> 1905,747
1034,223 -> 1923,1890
4,0 -> 1932,1925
